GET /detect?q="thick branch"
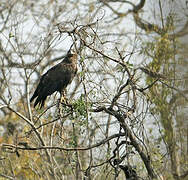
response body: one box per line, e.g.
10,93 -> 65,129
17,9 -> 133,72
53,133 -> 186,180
94,106 -> 156,179
133,13 -> 163,34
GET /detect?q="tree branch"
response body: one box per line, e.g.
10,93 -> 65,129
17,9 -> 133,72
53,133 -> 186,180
1,133 -> 126,151
94,106 -> 157,179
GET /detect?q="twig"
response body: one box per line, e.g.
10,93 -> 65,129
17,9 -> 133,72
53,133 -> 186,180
1,133 -> 125,152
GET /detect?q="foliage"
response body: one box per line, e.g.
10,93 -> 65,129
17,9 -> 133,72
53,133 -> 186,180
0,0 -> 187,179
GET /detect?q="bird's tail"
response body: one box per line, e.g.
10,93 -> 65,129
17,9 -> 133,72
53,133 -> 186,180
33,96 -> 47,109
30,92 -> 47,109
30,94 -> 36,103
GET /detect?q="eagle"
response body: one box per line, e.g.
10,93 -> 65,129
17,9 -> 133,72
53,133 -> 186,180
30,48 -> 77,109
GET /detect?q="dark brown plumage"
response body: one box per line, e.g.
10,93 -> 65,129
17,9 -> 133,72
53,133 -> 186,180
30,50 -> 77,108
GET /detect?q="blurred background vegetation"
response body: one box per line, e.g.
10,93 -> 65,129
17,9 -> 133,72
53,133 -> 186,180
0,0 -> 187,179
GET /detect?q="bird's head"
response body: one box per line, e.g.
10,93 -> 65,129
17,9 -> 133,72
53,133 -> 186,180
67,43 -> 77,54
65,44 -> 77,64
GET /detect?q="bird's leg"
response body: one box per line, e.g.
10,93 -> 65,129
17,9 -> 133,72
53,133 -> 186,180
60,90 -> 68,104
58,91 -> 64,124
58,90 -> 68,121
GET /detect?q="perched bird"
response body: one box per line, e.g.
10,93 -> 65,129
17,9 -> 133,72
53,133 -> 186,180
30,48 -> 77,109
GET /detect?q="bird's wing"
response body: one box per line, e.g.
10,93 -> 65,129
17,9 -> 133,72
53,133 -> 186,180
30,62 -> 72,103
30,65 -> 55,102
